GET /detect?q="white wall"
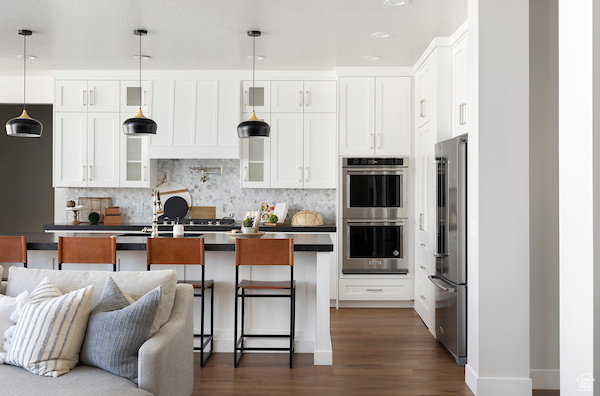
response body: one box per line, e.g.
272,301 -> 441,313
466,0 -> 532,394
529,0 -> 560,390
0,76 -> 53,104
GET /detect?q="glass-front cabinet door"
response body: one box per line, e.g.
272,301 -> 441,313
240,113 -> 271,188
120,115 -> 153,188
121,80 -> 150,114
242,81 -> 270,114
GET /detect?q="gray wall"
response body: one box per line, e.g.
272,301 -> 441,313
529,0 -> 559,388
0,104 -> 54,233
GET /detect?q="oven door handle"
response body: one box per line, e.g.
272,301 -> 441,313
346,219 -> 406,225
345,168 -> 406,173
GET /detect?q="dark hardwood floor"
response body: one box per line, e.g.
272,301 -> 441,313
193,308 -> 559,395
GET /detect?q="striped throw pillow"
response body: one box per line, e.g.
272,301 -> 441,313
5,279 -> 94,377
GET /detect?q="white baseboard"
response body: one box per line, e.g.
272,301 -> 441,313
337,300 -> 414,308
530,369 -> 560,390
465,365 -> 533,396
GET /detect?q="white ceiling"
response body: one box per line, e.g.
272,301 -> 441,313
0,0 -> 467,76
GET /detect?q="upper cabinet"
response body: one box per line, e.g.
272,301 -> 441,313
452,33 -> 468,137
339,76 -> 412,156
120,80 -> 150,114
148,79 -> 241,159
55,81 -> 120,112
271,81 -> 336,113
242,81 -> 270,114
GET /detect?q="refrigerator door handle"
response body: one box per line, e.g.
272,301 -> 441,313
428,275 -> 456,293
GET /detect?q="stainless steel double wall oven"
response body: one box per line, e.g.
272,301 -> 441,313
342,158 -> 409,274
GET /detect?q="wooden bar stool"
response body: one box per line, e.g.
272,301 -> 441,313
146,237 -> 214,367
234,238 -> 295,368
58,236 -> 117,271
0,236 -> 28,278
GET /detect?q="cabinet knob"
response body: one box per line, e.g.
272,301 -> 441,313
420,295 -> 426,300
420,265 -> 426,270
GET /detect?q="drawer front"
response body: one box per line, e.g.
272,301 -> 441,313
339,279 -> 412,301
414,275 -> 435,331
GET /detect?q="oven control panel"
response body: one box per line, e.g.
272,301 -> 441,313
345,158 -> 406,166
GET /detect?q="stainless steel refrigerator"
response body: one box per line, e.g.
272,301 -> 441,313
429,134 -> 467,366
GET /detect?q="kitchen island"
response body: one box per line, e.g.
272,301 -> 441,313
1,232 -> 334,365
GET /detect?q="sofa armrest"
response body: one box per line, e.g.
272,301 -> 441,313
138,283 -> 194,396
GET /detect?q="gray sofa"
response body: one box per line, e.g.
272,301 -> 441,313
0,267 -> 194,396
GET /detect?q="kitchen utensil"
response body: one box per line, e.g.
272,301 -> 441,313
291,210 -> 324,226
225,231 -> 266,239
191,206 -> 216,219
163,196 -> 189,220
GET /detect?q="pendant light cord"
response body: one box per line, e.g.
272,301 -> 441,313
23,32 -> 27,110
252,34 -> 256,113
139,31 -> 142,111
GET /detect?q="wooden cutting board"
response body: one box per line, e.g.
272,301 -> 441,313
191,206 -> 216,219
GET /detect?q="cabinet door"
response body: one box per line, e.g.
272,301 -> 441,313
271,81 -> 304,112
270,113 -> 304,188
415,122 -> 433,237
215,80 -> 241,156
304,113 -> 336,189
121,80 -> 150,114
148,80 -> 174,148
53,113 -> 88,187
242,81 -> 270,113
375,77 -> 412,156
452,34 -> 468,137
241,113 -> 271,188
339,77 -> 375,155
120,111 -> 152,188
87,81 -> 120,112
55,81 -> 88,112
416,61 -> 431,127
304,81 -> 337,113
87,113 -> 120,187
414,274 -> 435,334
171,80 -> 197,147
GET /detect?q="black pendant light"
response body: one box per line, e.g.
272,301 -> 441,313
123,29 -> 157,135
237,30 -> 270,138
6,30 -> 43,138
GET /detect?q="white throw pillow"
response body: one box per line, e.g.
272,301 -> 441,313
5,279 -> 94,377
0,290 -> 29,364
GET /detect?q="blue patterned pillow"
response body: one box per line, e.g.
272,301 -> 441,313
80,277 -> 161,384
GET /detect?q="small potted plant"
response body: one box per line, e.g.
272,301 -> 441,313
241,217 -> 255,233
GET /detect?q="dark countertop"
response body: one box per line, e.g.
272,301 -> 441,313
43,223 -> 336,233
5,232 -> 334,252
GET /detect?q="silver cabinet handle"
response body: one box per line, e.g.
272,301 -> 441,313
305,166 -> 309,182
420,295 -> 426,300
305,90 -> 310,106
298,167 -> 302,182
143,165 -> 147,181
89,90 -> 94,106
347,219 -> 405,225
88,165 -> 93,181
299,91 -> 303,107
83,90 -> 87,106
144,91 -> 148,106
377,133 -> 382,149
370,133 -> 374,149
459,103 -> 467,125
420,243 -> 426,247
82,165 -> 86,181
420,265 -> 426,270
366,288 -> 383,292
419,213 -> 424,231
420,99 -> 425,118
244,166 -> 249,182
244,91 -> 249,107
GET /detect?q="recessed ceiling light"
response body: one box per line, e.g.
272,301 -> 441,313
133,55 -> 152,59
372,32 -> 394,38
248,55 -> 266,60
363,55 -> 381,61
383,0 -> 411,5
18,54 -> 37,60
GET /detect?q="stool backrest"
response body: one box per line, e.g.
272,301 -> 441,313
58,237 -> 117,265
147,238 -> 205,265
235,239 -> 294,266
0,236 -> 27,264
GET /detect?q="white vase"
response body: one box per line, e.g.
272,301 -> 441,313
241,226 -> 254,234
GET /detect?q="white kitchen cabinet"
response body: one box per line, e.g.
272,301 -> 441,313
240,113 -> 271,188
242,80 -> 270,114
120,80 -> 150,114
54,80 -> 120,112
148,79 -> 240,158
414,275 -> 435,334
338,278 -> 413,301
303,113 -> 337,188
54,112 -> 120,188
452,33 -> 468,137
415,62 -> 431,127
119,113 -> 157,188
271,81 -> 336,113
339,76 -> 411,156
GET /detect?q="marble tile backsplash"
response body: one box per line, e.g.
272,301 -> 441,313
64,159 -> 336,224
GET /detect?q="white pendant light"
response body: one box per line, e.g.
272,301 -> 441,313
237,30 -> 270,138
123,29 -> 157,135
6,30 -> 43,138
